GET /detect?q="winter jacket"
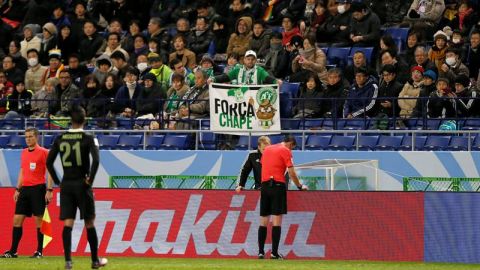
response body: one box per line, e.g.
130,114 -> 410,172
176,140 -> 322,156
148,29 -> 171,52
264,47 -> 290,79
213,28 -> 229,54
365,0 -> 412,24
343,76 -> 379,118
468,45 -> 480,80
249,29 -> 272,59
320,81 -> 349,118
54,83 -> 82,115
7,90 -> 34,116
349,10 -> 381,47
405,0 -> 445,24
398,79 -> 423,118
412,83 -> 436,118
25,65 -> 48,93
20,36 -> 41,59
439,61 -> 469,86
79,32 -> 106,63
376,78 -> 403,117
316,10 -> 352,44
164,84 -> 189,115
427,91 -> 456,118
169,49 -> 196,70
238,150 -> 262,189
282,27 -> 301,46
136,83 -> 167,116
149,65 -> 173,92
176,84 -> 210,130
32,88 -> 56,117
187,29 -> 214,57
227,16 -> 253,57
455,87 -> 480,117
4,68 -> 24,85
39,37 -> 57,66
293,86 -> 323,118
292,48 -> 327,84
113,84 -> 143,114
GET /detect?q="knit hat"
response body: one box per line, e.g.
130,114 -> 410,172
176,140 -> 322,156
437,77 -> 450,84
455,74 -> 470,87
43,22 -> 57,36
200,54 -> 214,65
23,24 -> 40,34
433,30 -> 448,41
423,70 -> 437,81
289,35 -> 303,48
48,48 -> 62,60
410,65 -> 424,74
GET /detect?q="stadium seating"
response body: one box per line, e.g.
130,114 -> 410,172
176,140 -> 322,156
422,136 -> 451,151
446,136 -> 470,151
305,135 -> 332,150
280,82 -> 301,98
399,135 -> 427,151
325,135 -> 356,151
145,135 -> 165,150
300,118 -> 323,130
461,119 -> 480,130
357,135 -> 379,151
383,27 -> 409,51
41,135 -> 55,148
327,47 -> 351,67
97,135 -> 120,150
199,132 -> 216,150
158,134 -> 190,150
281,118 -> 301,130
117,135 -> 143,150
7,135 -> 26,149
348,47 -> 374,65
0,135 -> 10,148
374,135 -> 403,151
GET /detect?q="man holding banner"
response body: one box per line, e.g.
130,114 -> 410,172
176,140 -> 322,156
1,128 -> 53,259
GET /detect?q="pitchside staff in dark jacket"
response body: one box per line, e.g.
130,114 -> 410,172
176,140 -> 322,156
236,136 -> 271,191
46,106 -> 107,270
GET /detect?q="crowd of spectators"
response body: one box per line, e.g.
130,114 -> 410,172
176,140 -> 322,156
0,0 -> 480,131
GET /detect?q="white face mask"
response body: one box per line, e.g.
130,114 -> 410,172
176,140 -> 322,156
28,57 -> 38,67
137,62 -> 148,72
446,57 -> 456,66
337,5 -> 346,14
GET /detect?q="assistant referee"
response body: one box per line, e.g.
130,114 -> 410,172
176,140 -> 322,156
258,135 -> 307,259
1,128 -> 53,259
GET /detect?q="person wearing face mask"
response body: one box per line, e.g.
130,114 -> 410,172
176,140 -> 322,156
136,54 -> 151,82
316,0 -> 352,47
264,32 -> 290,79
25,49 -> 47,94
439,47 -> 469,87
113,67 -> 143,117
448,30 -> 467,62
187,16 -> 214,59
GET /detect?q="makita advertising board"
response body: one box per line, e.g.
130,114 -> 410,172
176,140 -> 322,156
0,189 -> 423,261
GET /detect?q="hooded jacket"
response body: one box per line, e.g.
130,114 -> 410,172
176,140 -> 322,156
343,76 -> 379,118
227,16 -> 253,56
249,28 -> 272,59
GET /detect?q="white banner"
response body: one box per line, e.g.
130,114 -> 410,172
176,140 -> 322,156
209,83 -> 281,135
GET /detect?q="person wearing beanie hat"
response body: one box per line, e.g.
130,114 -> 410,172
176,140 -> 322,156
427,76 -> 456,118
39,23 -> 58,65
148,51 -> 173,92
377,64 -> 403,117
439,47 -> 469,86
41,48 -> 65,83
398,61 -> 424,118
412,69 -> 438,117
428,30 -> 449,72
423,69 -> 437,82
410,65 -> 425,75
20,24 -> 41,59
453,74 -> 480,117
136,69 -> 167,117
349,1 -> 381,47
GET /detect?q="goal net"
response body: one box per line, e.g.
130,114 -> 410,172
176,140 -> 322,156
295,159 -> 379,191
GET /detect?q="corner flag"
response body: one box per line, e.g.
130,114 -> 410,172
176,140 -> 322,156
40,208 -> 53,248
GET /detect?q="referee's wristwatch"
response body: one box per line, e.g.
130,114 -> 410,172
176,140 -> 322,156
47,188 -> 54,192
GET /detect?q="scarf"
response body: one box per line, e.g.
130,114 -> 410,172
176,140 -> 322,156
181,85 -> 205,106
300,47 -> 315,59
237,65 -> 258,85
459,8 -> 473,30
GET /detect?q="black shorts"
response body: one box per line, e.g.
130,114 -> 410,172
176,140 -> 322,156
15,184 -> 46,217
60,182 -> 96,220
260,181 -> 287,216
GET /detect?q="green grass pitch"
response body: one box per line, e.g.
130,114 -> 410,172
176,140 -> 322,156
0,257 -> 478,270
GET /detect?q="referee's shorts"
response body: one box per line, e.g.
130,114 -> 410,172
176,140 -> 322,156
60,181 -> 96,220
260,180 -> 287,216
15,184 -> 46,217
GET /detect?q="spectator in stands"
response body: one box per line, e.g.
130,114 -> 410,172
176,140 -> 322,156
136,73 -> 166,117
412,46 -> 437,73
3,55 -> 24,85
67,54 -> 90,88
79,20 -> 105,64
413,69 -> 437,117
0,70 -> 14,116
249,20 -> 271,60
376,64 -> 403,117
50,4 -> 70,30
264,32 -> 290,79
227,16 -> 253,59
148,52 -> 173,93
25,49 -> 47,93
345,50 -> 376,85
113,67 -> 143,117
176,69 -> 210,130
170,34 -> 196,71
5,81 -> 33,119
268,0 -> 306,25
438,0 -> 458,30
39,22 -> 58,66
196,0 -> 221,29
147,39 -> 168,63
54,70 -> 82,116
42,49 -> 65,82
147,17 -> 171,52
122,20 -> 142,54
400,31 -> 422,68
379,35 -> 398,54
111,51 -> 131,81
92,54 -> 114,85
398,66 -> 424,118
175,17 -> 191,37
198,55 -> 222,78
111,0 -> 135,30
169,58 -> 195,87
136,54 -> 151,82
128,35 -> 148,66
224,53 -> 241,74
70,2 -> 91,41
300,0 -> 327,37
291,34 -> 327,84
449,30 -> 467,62
343,68 -> 379,118
8,40 -> 27,73
162,73 -> 190,129
453,74 -> 480,117
427,77 -> 456,118
468,30 -> 480,82
211,50 -> 279,85
379,49 -> 410,84
281,13 -> 301,46
349,2 -> 381,47
150,0 -> 178,25
365,0 -> 411,27
0,0 -> 25,50
20,24 -> 41,59
102,32 -> 129,62
212,17 -> 229,54
32,77 -> 58,118
82,74 -> 101,108
403,0 -> 445,39
449,0 -> 477,37
316,0 -> 352,47
428,30 -> 449,72
97,74 -> 121,116
439,47 -> 469,85
187,16 -> 214,59
226,0 -> 252,34
107,19 -> 127,41
56,24 -> 78,64
293,72 -> 323,118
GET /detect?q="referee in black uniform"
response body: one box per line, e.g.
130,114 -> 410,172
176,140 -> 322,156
46,106 -> 107,270
236,136 -> 271,192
